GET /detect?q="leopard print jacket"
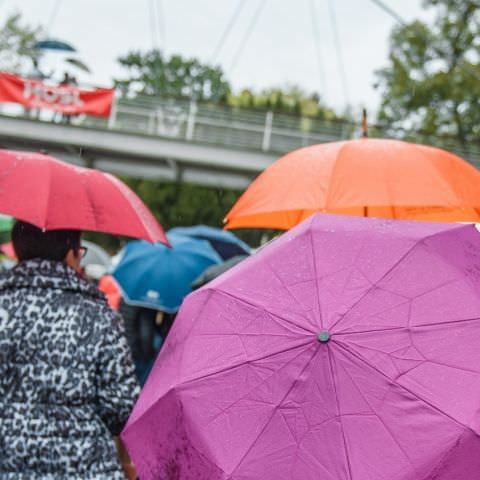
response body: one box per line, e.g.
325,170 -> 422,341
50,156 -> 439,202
0,259 -> 140,479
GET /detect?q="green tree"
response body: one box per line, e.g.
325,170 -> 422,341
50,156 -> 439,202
115,49 -> 231,102
228,85 -> 339,120
376,0 -> 480,145
0,13 -> 42,72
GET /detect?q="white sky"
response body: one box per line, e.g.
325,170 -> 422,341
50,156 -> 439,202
1,0 -> 431,115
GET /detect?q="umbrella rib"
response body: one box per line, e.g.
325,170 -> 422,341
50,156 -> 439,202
328,236 -> 427,333
262,256 -> 321,332
123,339 -> 316,437
334,340 -> 478,435
326,346 -> 354,480
41,160 -> 54,229
211,287 -> 316,335
83,173 -> 99,231
331,346 -> 421,473
335,326 -> 406,336
323,140 -> 349,212
227,345 -> 319,478
179,338 -> 314,388
309,229 -> 324,329
201,342 -> 316,428
413,316 -> 480,330
412,144 -> 467,207
334,316 -> 480,337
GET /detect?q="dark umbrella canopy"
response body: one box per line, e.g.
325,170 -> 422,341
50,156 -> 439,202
65,57 -> 91,73
192,255 -> 248,289
169,225 -> 250,260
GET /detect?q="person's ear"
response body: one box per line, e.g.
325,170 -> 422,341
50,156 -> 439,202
64,248 -> 81,269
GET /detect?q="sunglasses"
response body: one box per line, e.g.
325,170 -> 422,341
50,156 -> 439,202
78,246 -> 88,259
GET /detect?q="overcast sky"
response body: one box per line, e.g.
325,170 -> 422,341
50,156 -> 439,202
1,0 -> 431,114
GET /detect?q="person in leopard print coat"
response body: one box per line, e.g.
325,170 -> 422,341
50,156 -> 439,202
0,221 -> 140,479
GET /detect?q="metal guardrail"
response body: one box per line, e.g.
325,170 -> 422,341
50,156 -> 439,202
2,95 -> 480,167
87,96 -> 480,166
94,97 -> 354,154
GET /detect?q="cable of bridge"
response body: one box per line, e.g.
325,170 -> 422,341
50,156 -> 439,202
210,0 -> 246,64
156,0 -> 166,51
229,0 -> 267,74
309,0 -> 327,99
327,0 -> 351,108
148,0 -> 159,50
46,0 -> 62,36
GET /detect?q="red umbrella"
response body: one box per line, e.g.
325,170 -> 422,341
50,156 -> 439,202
0,150 -> 168,244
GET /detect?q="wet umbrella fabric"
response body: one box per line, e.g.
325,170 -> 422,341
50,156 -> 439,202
122,214 -> 480,480
169,225 -> 250,260
113,234 -> 221,313
225,138 -> 480,230
0,150 -> 168,244
191,254 -> 248,289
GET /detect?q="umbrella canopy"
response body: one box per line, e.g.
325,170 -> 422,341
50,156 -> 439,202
169,225 -> 251,260
122,214 -> 480,480
113,234 -> 221,313
34,39 -> 76,52
0,150 -> 167,244
98,274 -> 121,311
191,254 -> 248,289
64,57 -> 91,73
225,138 -> 480,230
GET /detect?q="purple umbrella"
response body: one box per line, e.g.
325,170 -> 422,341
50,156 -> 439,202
122,214 -> 480,480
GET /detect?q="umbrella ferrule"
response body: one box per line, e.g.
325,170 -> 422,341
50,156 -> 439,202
317,331 -> 331,343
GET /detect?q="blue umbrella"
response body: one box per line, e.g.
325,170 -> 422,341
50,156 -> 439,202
34,39 -> 77,52
168,225 -> 251,260
113,234 -> 221,313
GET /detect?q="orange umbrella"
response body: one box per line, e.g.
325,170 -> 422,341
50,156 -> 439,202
225,138 -> 480,230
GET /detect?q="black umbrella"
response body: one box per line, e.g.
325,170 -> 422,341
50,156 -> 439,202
191,255 -> 248,289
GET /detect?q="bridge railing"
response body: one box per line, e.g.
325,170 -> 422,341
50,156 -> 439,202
86,96 -> 480,166
2,94 -> 480,166
94,96 -> 354,154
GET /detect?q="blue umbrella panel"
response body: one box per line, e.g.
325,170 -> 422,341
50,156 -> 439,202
34,39 -> 77,52
113,234 -> 221,313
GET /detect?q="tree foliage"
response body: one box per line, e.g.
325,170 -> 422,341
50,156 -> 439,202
0,13 -> 42,72
228,85 -> 340,120
116,49 -> 231,102
376,0 -> 480,144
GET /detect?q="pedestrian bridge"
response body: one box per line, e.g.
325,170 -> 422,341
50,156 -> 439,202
0,96 -> 478,190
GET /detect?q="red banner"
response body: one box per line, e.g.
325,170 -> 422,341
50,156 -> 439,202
0,72 -> 114,117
